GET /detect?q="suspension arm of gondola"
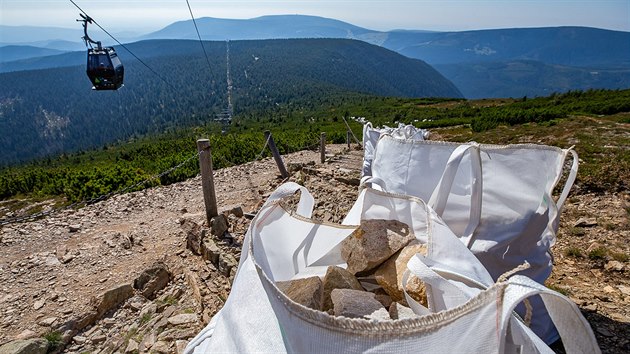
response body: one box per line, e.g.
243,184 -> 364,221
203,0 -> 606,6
77,13 -> 101,49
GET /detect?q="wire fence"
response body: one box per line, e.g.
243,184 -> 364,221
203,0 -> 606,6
271,133 -> 322,155
0,150 -> 201,227
0,129 -> 355,227
342,116 -> 362,145
212,132 -> 321,168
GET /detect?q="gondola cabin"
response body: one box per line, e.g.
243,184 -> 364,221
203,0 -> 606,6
86,47 -> 124,90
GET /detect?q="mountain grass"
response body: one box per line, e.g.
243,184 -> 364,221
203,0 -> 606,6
1,88 -> 628,220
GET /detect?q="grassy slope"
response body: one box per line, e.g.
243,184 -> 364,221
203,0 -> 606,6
1,90 -> 628,219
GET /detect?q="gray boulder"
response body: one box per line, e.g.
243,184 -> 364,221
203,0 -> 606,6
0,338 -> 48,354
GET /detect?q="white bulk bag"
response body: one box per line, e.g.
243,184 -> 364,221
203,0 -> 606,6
184,183 -> 353,354
185,183 -> 598,353
369,135 -> 579,343
341,188 -> 597,354
362,122 -> 429,177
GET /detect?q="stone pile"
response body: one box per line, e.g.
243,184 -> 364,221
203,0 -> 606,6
181,211 -> 241,281
274,219 -> 428,320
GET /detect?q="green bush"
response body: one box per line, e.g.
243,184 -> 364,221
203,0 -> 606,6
44,331 -> 62,352
588,247 -> 607,260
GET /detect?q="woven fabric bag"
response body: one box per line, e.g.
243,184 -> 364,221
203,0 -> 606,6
184,183 -> 352,353
370,135 -> 578,343
185,184 -> 598,353
362,122 -> 429,177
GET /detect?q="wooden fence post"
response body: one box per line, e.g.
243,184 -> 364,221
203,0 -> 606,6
264,131 -> 289,178
197,139 -> 218,224
346,130 -> 351,148
320,132 -> 326,163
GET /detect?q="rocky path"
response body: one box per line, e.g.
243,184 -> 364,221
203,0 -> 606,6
0,145 -> 358,353
0,143 -> 628,353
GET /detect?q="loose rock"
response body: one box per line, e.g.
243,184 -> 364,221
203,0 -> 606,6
33,299 -> 45,310
93,284 -> 134,317
341,219 -> 415,274
0,338 -> 48,354
134,262 -> 172,300
605,261 -> 625,272
182,218 -> 203,255
125,338 -> 139,353
276,276 -> 324,311
389,302 -> 418,320
210,215 -> 229,237
168,314 -> 198,326
321,266 -> 364,311
331,289 -> 385,319
573,218 -> 598,227
14,329 -> 37,340
374,241 -> 427,302
37,317 -> 57,327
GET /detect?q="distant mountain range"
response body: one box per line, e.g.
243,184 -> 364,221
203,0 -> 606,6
0,25 -> 81,44
143,15 -> 374,40
436,60 -> 630,98
2,15 -> 629,98
0,24 -> 138,52
0,45 -> 66,63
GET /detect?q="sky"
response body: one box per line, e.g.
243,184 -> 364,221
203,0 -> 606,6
1,0 -> 629,34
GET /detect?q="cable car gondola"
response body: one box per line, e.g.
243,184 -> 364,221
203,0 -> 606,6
78,14 -> 124,90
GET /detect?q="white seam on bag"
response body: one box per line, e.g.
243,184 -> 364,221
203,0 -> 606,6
381,134 -> 567,154
497,261 -> 531,283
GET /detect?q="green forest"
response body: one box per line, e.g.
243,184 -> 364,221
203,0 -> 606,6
1,88 -> 629,214
0,38 -> 461,165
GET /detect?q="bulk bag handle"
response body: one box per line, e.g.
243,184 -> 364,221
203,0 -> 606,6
236,182 -> 316,273
368,135 -> 483,247
264,181 -> 315,218
402,256 -> 600,354
426,143 -> 483,248
499,275 -> 600,354
555,149 -> 579,211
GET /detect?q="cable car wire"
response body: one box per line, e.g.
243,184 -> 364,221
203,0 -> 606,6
185,0 -> 213,72
69,0 -> 177,91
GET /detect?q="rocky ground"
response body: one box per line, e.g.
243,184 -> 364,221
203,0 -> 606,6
0,143 -> 628,353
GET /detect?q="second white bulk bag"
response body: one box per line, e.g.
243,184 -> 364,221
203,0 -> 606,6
370,135 -> 579,343
362,122 -> 429,177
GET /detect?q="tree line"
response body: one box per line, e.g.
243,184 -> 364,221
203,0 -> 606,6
1,88 -> 628,205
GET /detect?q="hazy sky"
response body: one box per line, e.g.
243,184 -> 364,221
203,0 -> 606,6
2,0 -> 629,34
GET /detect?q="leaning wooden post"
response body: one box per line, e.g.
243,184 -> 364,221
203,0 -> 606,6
320,132 -> 326,164
264,131 -> 289,178
197,139 -> 218,224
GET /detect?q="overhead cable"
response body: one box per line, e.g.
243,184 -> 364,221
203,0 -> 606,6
185,0 -> 214,72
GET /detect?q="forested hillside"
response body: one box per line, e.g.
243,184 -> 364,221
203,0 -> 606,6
143,17 -> 630,97
144,15 -> 373,40
436,60 -> 630,99
0,49 -> 225,165
1,89 -> 628,205
0,38 -> 461,165
6,17 -> 629,98
228,39 -> 461,114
